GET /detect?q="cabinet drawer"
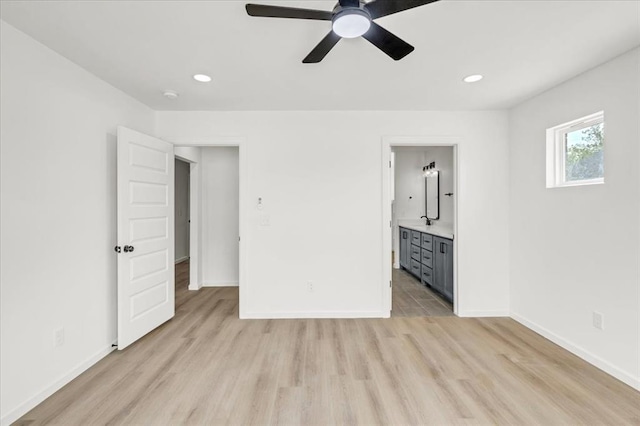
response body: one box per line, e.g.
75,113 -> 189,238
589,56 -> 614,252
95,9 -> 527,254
421,233 -> 433,250
410,244 -> 421,261
421,249 -> 433,268
410,259 -> 421,277
421,266 -> 433,286
411,230 -> 421,246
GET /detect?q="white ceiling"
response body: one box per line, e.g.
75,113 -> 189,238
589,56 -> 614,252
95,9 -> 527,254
1,0 -> 638,111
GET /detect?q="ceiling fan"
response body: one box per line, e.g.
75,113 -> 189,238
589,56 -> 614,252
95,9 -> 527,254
245,0 -> 440,63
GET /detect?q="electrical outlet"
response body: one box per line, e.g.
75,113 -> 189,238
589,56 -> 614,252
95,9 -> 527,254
592,311 -> 604,330
54,327 -> 65,347
307,281 -> 314,292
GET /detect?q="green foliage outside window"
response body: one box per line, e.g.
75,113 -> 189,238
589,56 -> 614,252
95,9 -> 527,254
565,123 -> 604,181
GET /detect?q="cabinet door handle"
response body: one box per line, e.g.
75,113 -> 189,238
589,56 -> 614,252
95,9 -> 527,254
440,242 -> 445,253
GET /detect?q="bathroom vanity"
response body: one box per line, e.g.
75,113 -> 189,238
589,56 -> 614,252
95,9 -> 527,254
399,224 -> 454,303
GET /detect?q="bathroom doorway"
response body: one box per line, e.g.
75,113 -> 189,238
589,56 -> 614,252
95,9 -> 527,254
382,138 -> 459,317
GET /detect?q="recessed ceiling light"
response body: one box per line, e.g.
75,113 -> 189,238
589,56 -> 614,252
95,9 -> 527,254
163,90 -> 179,100
193,74 -> 212,83
463,74 -> 483,83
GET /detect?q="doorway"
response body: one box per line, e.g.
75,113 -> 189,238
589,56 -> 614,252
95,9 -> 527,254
116,128 -> 247,350
174,147 -> 240,312
176,141 -> 246,317
382,137 -> 459,318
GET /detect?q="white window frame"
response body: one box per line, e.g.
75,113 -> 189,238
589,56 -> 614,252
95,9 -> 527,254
546,111 -> 604,188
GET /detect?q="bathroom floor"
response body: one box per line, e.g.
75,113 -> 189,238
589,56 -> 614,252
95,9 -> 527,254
392,268 -> 454,317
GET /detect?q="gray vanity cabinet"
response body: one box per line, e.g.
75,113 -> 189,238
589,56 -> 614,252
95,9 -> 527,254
399,227 -> 410,269
433,236 -> 454,302
400,227 -> 454,303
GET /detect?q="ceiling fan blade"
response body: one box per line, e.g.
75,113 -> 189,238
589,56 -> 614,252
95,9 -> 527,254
303,31 -> 342,63
246,4 -> 333,21
364,0 -> 440,20
339,0 -> 360,7
362,22 -> 414,61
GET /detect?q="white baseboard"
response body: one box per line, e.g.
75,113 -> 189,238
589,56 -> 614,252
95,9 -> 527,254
175,256 -> 189,264
241,311 -> 385,319
188,283 -> 201,291
1,340 -> 117,426
511,313 -> 640,391
202,280 -> 239,287
457,309 -> 510,318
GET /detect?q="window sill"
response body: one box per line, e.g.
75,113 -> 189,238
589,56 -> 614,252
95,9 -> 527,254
547,179 -> 604,189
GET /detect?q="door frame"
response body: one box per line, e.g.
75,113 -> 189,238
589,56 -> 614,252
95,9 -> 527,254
381,136 -> 460,317
176,137 -> 248,319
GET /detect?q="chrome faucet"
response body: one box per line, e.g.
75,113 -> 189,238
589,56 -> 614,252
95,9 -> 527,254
421,215 -> 432,226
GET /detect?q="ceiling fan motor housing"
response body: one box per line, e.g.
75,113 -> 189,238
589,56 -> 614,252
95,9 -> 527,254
332,7 -> 372,38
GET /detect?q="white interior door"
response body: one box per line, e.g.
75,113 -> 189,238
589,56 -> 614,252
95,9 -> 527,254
117,126 -> 174,350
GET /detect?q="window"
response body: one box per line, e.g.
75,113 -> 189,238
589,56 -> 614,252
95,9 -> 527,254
546,111 -> 604,188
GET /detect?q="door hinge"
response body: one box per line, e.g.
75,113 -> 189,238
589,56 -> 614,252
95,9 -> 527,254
389,160 -> 392,168
390,280 -> 392,288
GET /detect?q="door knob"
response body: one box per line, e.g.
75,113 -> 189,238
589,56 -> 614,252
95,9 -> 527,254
114,246 -> 122,253
124,245 -> 135,253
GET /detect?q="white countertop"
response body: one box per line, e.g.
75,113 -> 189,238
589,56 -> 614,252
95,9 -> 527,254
398,221 -> 454,240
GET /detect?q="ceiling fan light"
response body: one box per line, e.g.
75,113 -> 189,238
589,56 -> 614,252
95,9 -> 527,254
332,10 -> 371,38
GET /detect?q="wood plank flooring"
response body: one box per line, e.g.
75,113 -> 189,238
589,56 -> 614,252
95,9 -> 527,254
392,269 -> 453,317
16,260 -> 640,425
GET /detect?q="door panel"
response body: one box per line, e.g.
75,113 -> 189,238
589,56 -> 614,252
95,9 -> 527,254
117,126 -> 174,350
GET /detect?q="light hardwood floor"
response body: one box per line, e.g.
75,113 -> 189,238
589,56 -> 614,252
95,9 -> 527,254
16,261 -> 640,425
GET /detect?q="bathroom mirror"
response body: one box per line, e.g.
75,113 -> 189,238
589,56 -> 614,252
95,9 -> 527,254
425,171 -> 439,220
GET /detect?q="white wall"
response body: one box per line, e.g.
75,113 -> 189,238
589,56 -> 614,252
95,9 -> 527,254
174,159 -> 190,262
0,22 -> 155,424
393,146 -> 454,226
201,147 -> 240,286
509,48 -> 640,389
156,110 -> 510,318
393,148 -> 428,223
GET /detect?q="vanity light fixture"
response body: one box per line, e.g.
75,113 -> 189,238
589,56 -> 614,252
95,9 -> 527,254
423,162 -> 437,177
193,74 -> 212,83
